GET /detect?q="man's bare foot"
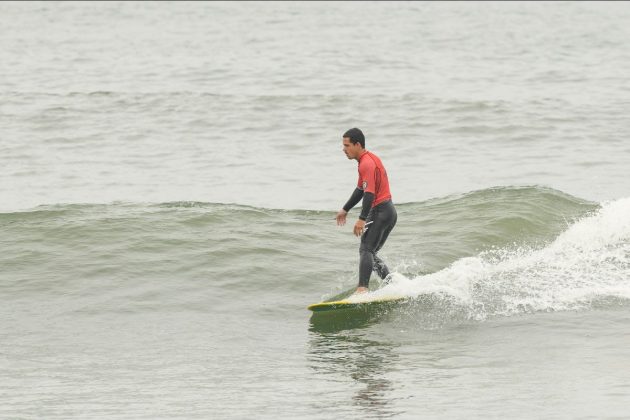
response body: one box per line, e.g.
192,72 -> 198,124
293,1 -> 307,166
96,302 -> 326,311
354,286 -> 369,294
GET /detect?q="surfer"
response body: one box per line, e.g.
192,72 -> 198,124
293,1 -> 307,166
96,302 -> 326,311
336,128 -> 397,295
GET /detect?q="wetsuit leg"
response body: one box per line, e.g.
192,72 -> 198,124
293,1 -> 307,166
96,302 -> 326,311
373,254 -> 390,280
358,201 -> 397,288
372,206 -> 397,280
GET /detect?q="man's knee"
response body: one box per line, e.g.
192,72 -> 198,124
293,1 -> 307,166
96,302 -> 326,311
359,246 -> 376,261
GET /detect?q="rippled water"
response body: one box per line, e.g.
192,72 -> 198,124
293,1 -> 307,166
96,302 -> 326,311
2,2 -> 630,419
3,2 -> 630,211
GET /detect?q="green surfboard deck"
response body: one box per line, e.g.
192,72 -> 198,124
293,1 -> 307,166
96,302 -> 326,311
307,294 -> 406,312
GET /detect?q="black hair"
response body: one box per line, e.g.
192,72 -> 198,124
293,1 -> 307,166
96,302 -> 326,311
343,127 -> 365,148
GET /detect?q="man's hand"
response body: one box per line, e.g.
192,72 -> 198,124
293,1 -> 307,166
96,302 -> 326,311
336,209 -> 348,226
353,219 -> 366,237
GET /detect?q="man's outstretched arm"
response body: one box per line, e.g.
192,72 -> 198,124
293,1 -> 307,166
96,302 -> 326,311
336,188 -> 364,226
343,187 -> 364,212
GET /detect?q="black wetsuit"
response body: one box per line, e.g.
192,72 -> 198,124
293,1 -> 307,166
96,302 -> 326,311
343,150 -> 397,288
344,190 -> 397,288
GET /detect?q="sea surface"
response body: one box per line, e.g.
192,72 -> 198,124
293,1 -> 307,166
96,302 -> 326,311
1,2 -> 630,419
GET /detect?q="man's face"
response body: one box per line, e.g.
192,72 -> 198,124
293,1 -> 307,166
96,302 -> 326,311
342,137 -> 362,160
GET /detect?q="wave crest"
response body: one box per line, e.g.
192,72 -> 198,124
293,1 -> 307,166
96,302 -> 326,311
381,197 -> 630,322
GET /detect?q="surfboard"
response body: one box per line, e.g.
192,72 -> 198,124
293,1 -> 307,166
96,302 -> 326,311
307,293 -> 407,312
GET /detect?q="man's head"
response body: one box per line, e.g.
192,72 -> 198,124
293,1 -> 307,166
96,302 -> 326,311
342,127 -> 365,160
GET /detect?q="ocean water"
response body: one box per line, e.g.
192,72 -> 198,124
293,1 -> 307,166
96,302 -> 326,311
1,2 -> 630,419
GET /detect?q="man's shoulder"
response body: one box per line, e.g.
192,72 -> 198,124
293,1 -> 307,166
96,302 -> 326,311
364,151 -> 385,166
359,153 -> 377,170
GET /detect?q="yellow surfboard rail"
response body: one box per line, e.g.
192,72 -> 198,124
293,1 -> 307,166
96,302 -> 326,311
307,295 -> 406,312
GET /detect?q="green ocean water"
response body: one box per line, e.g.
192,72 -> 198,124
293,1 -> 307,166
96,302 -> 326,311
3,186 -> 630,418
0,186 -> 599,313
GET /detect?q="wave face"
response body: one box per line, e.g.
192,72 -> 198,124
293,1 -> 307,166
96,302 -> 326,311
377,192 -> 630,326
4,185 -> 625,324
2,186 -> 628,420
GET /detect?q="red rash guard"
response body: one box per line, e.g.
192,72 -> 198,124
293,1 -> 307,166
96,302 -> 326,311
357,151 -> 392,207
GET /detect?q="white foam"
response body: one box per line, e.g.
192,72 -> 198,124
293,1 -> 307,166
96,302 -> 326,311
379,197 -> 630,319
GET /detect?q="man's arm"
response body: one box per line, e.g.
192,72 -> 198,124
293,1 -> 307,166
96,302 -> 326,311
352,192 -> 374,236
358,192 -> 374,221
337,188 -> 364,226
343,187 -> 364,212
